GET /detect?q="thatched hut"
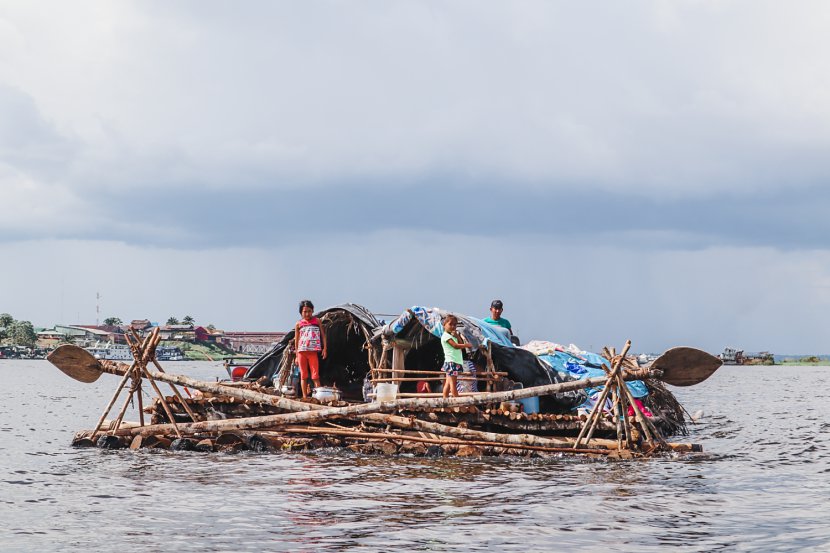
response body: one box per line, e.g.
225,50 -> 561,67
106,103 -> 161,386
244,303 -> 380,399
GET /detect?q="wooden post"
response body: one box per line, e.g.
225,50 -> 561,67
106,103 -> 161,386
377,340 -> 390,382
125,328 -> 182,438
88,330 -> 155,441
151,358 -> 197,421
485,341 -> 496,392
391,343 -> 407,383
615,371 -> 666,449
574,340 -> 632,449
359,326 -> 377,376
88,367 -> 133,442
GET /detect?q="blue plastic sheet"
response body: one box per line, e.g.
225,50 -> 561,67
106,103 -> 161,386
540,352 -> 649,399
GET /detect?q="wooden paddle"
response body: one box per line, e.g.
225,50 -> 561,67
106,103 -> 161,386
49,343 -> 107,383
650,346 -> 723,386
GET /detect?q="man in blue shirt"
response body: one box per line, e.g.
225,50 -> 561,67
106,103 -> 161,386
483,299 -> 513,335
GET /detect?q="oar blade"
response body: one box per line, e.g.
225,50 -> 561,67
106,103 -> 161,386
47,344 -> 105,383
652,347 -> 722,387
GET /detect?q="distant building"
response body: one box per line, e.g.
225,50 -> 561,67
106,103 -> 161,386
36,328 -> 68,348
130,319 -> 152,332
47,325 -> 118,347
74,325 -> 126,344
194,326 -> 212,342
218,331 -> 286,355
159,324 -> 196,342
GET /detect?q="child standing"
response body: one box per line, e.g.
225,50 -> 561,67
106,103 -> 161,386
294,300 -> 327,399
440,315 -> 472,398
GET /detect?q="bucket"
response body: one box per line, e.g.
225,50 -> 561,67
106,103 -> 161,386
517,396 -> 540,414
510,382 -> 539,414
375,383 -> 398,402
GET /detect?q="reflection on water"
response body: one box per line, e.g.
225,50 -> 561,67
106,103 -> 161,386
1,361 -> 829,551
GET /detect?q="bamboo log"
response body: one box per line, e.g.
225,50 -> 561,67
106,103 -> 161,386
127,333 -> 181,438
88,330 -> 155,441
270,426 -> 613,456
95,357 -> 656,416
400,409 -> 596,434
485,341 -> 496,392
616,370 -> 666,448
88,358 -> 661,436
574,340 -> 632,448
110,375 -> 140,433
151,357 -> 198,422
369,368 -> 507,377
359,325 -> 377,374
391,343 -> 407,382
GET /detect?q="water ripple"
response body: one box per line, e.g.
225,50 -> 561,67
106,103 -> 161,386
1,361 -> 829,551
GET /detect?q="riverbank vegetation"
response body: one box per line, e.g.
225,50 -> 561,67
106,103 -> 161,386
0,313 -> 37,348
778,356 -> 830,366
163,340 -> 236,361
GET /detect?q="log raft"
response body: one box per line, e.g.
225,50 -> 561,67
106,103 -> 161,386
73,377 -> 701,458
51,340 -> 706,459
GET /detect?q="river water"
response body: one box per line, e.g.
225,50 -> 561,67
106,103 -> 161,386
1,361 -> 828,552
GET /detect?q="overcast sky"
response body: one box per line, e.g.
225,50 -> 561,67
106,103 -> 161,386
2,1 -> 830,353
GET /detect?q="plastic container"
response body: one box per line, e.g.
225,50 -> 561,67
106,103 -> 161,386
375,383 -> 398,402
517,395 -> 540,414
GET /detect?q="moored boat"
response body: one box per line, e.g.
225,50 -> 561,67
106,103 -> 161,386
85,343 -> 133,361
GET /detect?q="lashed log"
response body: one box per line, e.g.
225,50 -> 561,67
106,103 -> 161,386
98,364 -> 660,437
270,426 -> 613,456
574,340 -> 632,448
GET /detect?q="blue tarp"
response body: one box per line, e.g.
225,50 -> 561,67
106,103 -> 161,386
386,307 -> 513,348
538,351 -> 649,399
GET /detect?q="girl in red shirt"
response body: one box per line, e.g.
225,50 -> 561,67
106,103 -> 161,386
294,300 -> 327,398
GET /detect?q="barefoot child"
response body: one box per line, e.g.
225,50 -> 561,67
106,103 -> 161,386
441,315 -> 472,398
294,300 -> 327,398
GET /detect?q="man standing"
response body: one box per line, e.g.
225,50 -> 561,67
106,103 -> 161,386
483,299 -> 512,335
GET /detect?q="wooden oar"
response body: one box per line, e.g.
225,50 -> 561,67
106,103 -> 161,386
650,347 -> 723,386
51,344 -> 106,383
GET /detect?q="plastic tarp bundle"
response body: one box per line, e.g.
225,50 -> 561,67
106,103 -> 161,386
383,306 -> 512,348
524,344 -> 650,401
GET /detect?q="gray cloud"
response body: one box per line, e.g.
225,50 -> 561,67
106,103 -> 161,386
3,2 -> 830,199
14,179 -> 827,253
3,2 -> 830,352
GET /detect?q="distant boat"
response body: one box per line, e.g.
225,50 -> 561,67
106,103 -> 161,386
156,346 -> 185,361
719,347 -> 774,365
85,343 -> 133,361
719,347 -> 743,365
637,353 -> 658,366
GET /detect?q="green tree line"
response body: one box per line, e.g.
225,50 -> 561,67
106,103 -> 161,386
0,313 -> 37,348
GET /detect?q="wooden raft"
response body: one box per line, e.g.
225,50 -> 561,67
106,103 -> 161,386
51,339 -> 709,459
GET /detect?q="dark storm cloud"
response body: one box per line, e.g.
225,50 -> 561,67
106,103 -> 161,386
79,178 -> 830,251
